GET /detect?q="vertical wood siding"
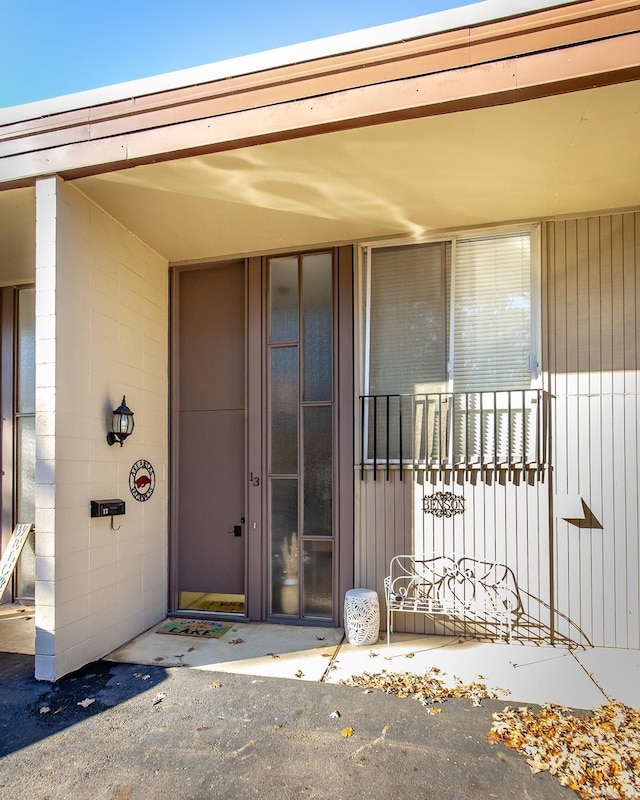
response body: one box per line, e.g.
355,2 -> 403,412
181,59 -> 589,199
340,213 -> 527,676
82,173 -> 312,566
546,212 -> 639,649
355,467 -> 557,644
355,210 -> 639,649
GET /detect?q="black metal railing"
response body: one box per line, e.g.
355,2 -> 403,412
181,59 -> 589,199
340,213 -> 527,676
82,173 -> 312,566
359,389 -> 549,479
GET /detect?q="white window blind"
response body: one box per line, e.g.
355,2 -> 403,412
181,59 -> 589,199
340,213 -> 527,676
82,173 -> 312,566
367,242 -> 451,396
452,233 -> 531,392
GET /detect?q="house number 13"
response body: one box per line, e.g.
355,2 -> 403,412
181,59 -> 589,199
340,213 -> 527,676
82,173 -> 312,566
249,473 -> 260,487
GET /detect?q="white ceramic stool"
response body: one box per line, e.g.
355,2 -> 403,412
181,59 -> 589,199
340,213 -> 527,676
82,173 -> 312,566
344,588 -> 380,646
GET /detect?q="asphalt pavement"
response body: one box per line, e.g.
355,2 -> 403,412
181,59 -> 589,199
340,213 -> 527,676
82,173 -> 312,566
0,651 -> 577,800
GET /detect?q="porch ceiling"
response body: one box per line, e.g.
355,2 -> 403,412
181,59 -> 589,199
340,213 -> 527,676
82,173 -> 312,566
74,81 -> 640,263
1,79 -> 639,273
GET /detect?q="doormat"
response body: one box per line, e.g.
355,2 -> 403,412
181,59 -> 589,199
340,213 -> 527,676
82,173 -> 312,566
196,600 -> 245,613
156,619 -> 233,639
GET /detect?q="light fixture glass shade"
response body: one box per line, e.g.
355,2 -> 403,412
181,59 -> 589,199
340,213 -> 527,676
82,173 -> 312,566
107,396 -> 134,446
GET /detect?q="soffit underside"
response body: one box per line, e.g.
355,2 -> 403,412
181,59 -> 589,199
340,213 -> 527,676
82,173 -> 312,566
1,79 -> 639,276
73,81 -> 640,263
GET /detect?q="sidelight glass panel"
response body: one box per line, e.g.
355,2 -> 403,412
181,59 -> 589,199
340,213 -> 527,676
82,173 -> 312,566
270,257 -> 299,343
302,540 -> 332,618
270,347 -> 298,474
16,287 -> 36,599
302,253 -> 333,401
17,288 -> 35,414
16,415 -> 36,597
270,479 -> 299,615
303,406 -> 332,536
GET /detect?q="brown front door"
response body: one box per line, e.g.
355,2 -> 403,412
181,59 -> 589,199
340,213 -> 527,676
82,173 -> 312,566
174,262 -> 246,610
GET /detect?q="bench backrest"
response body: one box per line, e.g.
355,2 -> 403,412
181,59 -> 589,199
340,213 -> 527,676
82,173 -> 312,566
386,554 -> 523,617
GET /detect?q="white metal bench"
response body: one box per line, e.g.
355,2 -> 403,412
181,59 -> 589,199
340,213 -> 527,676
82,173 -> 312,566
384,554 -> 523,645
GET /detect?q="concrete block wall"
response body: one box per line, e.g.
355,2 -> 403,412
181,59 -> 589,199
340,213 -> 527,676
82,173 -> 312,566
34,177 -> 169,680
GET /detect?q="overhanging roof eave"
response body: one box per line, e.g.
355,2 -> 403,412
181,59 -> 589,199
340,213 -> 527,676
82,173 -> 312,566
0,0 -> 583,124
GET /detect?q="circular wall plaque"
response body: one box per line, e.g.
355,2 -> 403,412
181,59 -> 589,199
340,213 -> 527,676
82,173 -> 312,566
129,459 -> 156,502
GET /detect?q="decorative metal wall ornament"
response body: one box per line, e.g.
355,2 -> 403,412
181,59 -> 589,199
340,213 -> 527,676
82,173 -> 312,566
423,491 -> 465,517
129,459 -> 156,502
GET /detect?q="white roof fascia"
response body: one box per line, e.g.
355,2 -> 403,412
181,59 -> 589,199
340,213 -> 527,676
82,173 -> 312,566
1,0 -> 577,124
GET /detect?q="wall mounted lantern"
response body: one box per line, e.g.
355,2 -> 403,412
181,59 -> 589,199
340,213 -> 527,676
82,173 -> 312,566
106,396 -> 135,447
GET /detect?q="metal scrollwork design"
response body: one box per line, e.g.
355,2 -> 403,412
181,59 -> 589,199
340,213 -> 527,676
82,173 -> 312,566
422,491 -> 465,517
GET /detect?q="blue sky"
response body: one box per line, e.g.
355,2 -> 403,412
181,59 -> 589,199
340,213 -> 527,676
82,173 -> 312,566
1,0 -> 465,107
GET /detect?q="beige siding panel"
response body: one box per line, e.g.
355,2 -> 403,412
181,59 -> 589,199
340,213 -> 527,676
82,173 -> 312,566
546,212 -> 640,649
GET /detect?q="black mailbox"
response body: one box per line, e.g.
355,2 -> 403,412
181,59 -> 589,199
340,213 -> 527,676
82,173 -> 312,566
90,499 -> 126,518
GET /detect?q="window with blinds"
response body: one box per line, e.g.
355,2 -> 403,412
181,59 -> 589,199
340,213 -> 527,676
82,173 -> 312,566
365,231 -> 532,395
362,229 -> 537,467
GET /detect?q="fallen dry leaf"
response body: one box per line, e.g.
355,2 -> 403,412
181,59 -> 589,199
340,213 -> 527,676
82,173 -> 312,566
228,637 -> 244,645
39,706 -> 50,715
267,653 -> 280,659
77,698 -> 95,709
341,667 -> 502,711
488,701 -> 640,799
341,727 -> 354,737
209,681 -> 221,689
152,692 -> 166,705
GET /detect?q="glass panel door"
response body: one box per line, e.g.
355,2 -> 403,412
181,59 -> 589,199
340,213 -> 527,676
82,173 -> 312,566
0,286 -> 37,601
268,252 -> 335,620
16,288 -> 36,600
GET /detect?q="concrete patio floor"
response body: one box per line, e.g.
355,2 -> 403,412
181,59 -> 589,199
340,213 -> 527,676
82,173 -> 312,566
3,603 -> 639,710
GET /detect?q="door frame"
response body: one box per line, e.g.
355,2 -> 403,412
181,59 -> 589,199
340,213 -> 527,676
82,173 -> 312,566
169,247 -> 354,624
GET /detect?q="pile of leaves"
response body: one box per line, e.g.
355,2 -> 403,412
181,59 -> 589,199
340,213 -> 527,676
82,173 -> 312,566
341,667 -> 500,711
488,701 -> 640,798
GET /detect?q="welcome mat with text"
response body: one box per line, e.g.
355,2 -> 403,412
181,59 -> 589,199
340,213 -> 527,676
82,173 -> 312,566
156,618 -> 233,639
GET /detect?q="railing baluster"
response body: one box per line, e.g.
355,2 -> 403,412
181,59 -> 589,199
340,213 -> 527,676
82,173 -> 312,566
360,395 -> 365,481
493,392 -> 498,466
521,389 -> 526,465
398,395 -> 403,481
373,395 -> 378,481
385,395 -> 390,481
480,391 -> 485,467
450,393 -> 455,468
507,391 -> 512,476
